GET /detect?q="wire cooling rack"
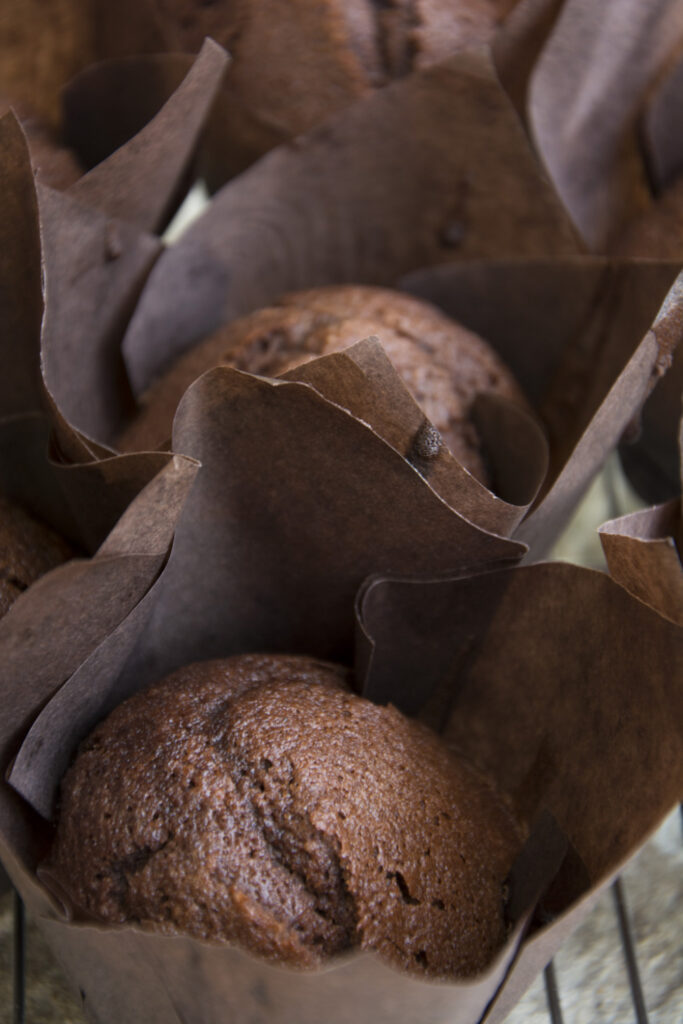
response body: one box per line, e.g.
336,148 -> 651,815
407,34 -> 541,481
6,810 -> 682,1024
3,881 -> 653,1023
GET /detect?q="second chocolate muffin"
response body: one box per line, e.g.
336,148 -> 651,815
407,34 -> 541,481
46,653 -> 522,978
120,285 -> 527,485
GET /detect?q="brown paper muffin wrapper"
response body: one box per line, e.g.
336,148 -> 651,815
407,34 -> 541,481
599,418 -> 682,627
11,34 -> 676,568
0,42 -> 227,549
0,367 -> 681,1021
6,1 -> 677,505
62,0 -> 566,191
118,46 -> 581,389
614,32 -> 683,504
529,0 -> 683,252
599,499 -> 683,626
525,0 -> 683,502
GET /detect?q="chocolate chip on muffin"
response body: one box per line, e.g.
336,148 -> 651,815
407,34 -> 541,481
47,653 -> 522,977
119,284 -> 528,485
0,495 -> 73,618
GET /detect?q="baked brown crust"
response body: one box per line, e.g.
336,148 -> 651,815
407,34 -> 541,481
48,653 -> 522,977
0,1 -> 93,128
0,496 -> 73,618
119,284 -> 527,484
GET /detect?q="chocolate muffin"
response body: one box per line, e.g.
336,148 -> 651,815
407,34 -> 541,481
0,496 -> 73,618
0,0 -> 94,129
92,1 -> 520,174
47,653 -> 522,978
119,285 -> 527,484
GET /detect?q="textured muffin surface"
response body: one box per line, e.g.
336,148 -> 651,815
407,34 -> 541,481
120,284 -> 526,485
0,496 -> 73,617
49,654 -> 521,977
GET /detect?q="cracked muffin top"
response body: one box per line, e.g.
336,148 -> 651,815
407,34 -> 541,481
47,653 -> 522,977
119,285 -> 527,486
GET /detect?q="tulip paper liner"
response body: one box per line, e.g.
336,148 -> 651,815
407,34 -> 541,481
29,37 -> 608,557
1,397 -> 681,1022
0,343 -> 557,1022
67,38 -> 227,234
529,0 -> 683,251
62,0 -> 567,192
119,46 -> 581,391
355,562 -> 682,1023
0,111 -> 164,549
0,456 -> 197,890
527,0 -> 683,507
37,39 -> 683,560
10,353 -> 533,828
599,500 -> 683,627
642,49 -> 683,193
401,259 -> 683,556
63,51 -> 289,192
0,44 -> 227,548
599,417 -> 683,627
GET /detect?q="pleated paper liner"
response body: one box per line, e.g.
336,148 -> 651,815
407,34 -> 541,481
529,0 -> 683,251
0,36 -> 228,581
0,101 -> 200,890
0,459 -> 198,896
609,23 -> 683,504
399,262 -> 683,556
117,46 -> 580,394
22,29 -> 581,459
63,0 -> 564,190
599,417 -> 683,628
3,19 -> 680,570
525,0 -> 683,503
0,106 -> 203,552
0,359 -> 680,1021
25,36 -> 681,567
356,562 -> 682,1024
12,2 -> 680,507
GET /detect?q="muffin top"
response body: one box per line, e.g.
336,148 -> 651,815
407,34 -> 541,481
48,653 -> 522,977
120,284 -> 527,485
0,496 -> 73,618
